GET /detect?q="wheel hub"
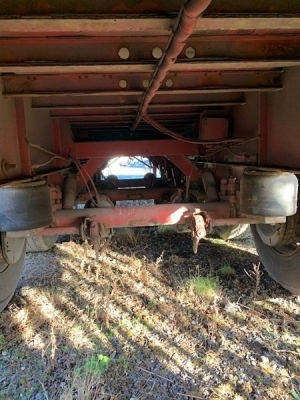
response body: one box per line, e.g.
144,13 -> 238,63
0,233 -> 26,264
256,223 -> 286,246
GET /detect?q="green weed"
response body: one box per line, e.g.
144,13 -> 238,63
187,276 -> 220,299
217,264 -> 235,276
82,354 -> 110,374
0,333 -> 5,351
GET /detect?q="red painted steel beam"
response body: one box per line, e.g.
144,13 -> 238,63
107,178 -> 148,188
0,0 -> 298,17
93,187 -> 178,202
0,19 -> 173,38
259,93 -> 269,166
2,70 -> 283,96
73,140 -> 199,159
0,1 -> 183,16
167,155 -> 201,181
1,18 -> 300,38
77,158 -> 107,193
14,98 -> 32,177
2,61 -> 298,75
48,108 -> 209,123
31,92 -> 245,109
54,202 -> 231,228
1,36 -> 300,72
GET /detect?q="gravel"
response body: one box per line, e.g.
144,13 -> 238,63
0,230 -> 299,400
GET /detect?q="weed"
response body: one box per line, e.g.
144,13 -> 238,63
244,263 -> 262,300
186,276 -> 220,300
59,357 -> 109,400
210,237 -> 226,245
217,264 -> 235,276
0,332 -> 5,351
155,225 -> 176,236
82,354 -> 110,374
291,389 -> 300,399
148,299 -> 156,307
114,227 -> 148,246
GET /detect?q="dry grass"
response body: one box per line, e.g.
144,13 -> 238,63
0,231 -> 299,399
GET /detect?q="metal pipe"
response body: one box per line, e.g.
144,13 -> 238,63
54,202 -> 231,229
201,171 -> 219,202
63,174 -> 77,209
131,0 -> 212,131
6,215 -> 287,238
142,114 -> 244,145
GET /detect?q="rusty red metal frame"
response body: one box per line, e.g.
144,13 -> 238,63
2,70 -> 282,96
14,98 -> 32,177
54,202 -> 230,229
80,187 -> 178,203
0,0 -> 298,17
69,140 -> 199,159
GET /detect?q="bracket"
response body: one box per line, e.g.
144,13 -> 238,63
191,211 -> 212,254
80,218 -> 112,261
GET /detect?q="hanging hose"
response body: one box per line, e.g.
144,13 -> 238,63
131,0 -> 212,133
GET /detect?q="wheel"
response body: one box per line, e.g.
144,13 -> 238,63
144,173 -> 156,187
214,224 -> 251,240
106,174 -> 118,188
26,236 -> 58,253
0,234 -> 26,312
251,222 -> 300,295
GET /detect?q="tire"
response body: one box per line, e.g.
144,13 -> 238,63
0,239 -> 26,312
26,236 -> 58,253
214,224 -> 251,240
251,224 -> 300,295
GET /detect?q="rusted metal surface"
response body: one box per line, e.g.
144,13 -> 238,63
104,179 -> 148,188
77,158 -> 107,193
204,0 -> 300,16
6,215 -> 287,238
167,155 -> 201,182
88,187 -> 178,203
1,0 -> 300,186
1,0 -> 300,17
191,212 -> 210,253
0,0 -> 184,17
2,18 -> 300,38
31,93 -> 246,110
259,93 -> 269,166
14,98 -> 32,177
72,140 -> 199,159
2,70 -> 283,97
54,202 -> 231,228
0,19 -> 174,38
1,35 -> 299,73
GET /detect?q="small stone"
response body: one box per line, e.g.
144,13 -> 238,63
260,356 -> 269,364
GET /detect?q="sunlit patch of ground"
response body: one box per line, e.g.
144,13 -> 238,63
0,230 -> 299,399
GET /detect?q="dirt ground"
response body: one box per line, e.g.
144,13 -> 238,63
0,229 -> 299,400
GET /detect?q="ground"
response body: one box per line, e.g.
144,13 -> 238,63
0,229 -> 299,400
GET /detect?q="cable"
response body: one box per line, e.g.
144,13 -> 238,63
70,157 -> 96,206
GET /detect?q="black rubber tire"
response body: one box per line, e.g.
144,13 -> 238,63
251,225 -> 300,295
0,240 -> 26,312
214,224 -> 251,241
0,182 -> 53,231
26,236 -> 58,253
